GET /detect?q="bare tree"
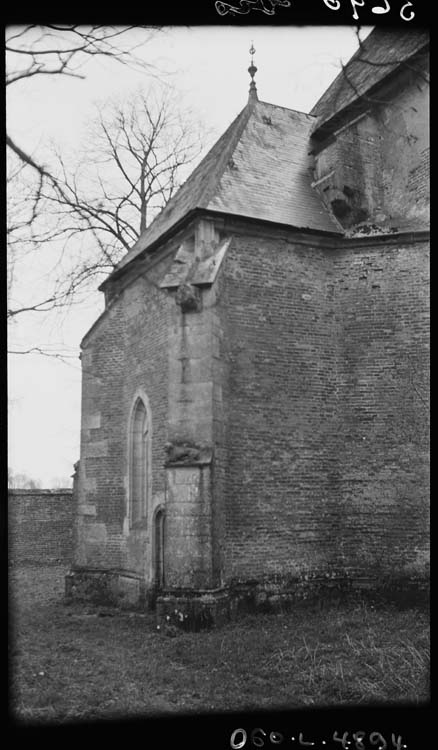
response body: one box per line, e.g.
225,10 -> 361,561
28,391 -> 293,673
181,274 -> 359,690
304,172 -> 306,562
6,25 -> 160,176
8,467 -> 42,490
7,85 -> 205,325
6,27 -> 207,334
44,86 -> 205,293
6,25 -> 164,329
7,150 -> 77,320
49,476 -> 74,489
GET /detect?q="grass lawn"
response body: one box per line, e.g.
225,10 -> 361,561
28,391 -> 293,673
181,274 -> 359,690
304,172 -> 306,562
9,566 -> 429,723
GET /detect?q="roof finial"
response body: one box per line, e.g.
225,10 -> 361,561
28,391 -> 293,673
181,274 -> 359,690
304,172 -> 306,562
248,41 -> 258,101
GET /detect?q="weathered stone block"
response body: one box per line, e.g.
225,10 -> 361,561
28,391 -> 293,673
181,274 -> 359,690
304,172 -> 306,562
83,441 -> 108,458
78,504 -> 97,517
175,283 -> 202,312
156,590 -> 230,631
82,414 -> 101,430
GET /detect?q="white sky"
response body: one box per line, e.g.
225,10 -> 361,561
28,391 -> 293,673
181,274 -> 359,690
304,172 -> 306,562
7,25 -> 371,486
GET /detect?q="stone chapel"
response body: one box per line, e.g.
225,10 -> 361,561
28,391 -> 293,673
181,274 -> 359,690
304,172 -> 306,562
66,28 -> 429,628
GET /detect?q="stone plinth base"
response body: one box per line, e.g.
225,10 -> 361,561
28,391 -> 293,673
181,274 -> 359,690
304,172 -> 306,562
156,590 -> 231,631
65,569 -> 429,628
65,568 -> 150,610
239,574 -> 430,612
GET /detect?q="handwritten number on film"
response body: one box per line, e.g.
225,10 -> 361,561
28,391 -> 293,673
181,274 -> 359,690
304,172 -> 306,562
214,0 -> 415,19
215,0 -> 291,16
230,729 -> 406,748
230,729 -> 246,749
322,0 -> 415,20
332,731 -> 403,749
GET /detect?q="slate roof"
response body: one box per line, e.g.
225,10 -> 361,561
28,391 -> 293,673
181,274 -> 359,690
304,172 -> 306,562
310,27 -> 429,137
112,98 -> 340,275
206,101 -> 339,233
108,28 -> 429,281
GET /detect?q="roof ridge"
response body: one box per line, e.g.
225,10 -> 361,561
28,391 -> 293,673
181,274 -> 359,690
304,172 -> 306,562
257,99 -> 315,118
199,101 -> 254,208
113,103 -> 252,271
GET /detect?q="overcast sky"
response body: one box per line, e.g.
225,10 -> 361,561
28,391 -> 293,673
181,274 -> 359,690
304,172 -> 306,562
7,25 -> 372,486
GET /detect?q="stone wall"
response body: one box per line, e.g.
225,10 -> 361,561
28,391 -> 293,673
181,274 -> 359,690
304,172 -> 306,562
8,489 -> 74,566
76,218 -> 229,596
76,245 -> 175,579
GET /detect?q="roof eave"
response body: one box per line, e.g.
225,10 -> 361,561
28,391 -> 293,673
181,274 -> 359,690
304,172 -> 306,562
100,208 -> 344,291
200,208 -> 343,238
99,207 -> 204,291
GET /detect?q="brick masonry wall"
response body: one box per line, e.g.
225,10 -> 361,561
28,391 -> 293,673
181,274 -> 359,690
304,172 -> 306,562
8,489 -> 74,566
215,228 -> 429,589
216,232 -> 340,583
74,212 -> 429,601
330,237 -> 430,582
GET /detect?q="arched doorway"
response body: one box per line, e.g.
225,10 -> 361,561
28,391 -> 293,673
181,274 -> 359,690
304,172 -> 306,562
154,508 -> 165,589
